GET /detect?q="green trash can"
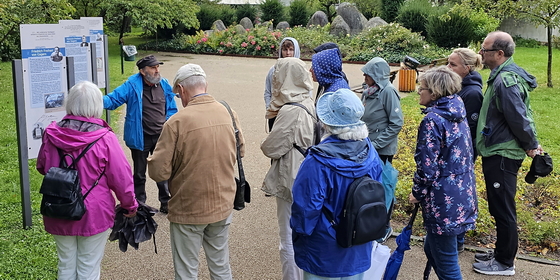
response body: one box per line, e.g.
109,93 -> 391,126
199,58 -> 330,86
123,45 -> 137,61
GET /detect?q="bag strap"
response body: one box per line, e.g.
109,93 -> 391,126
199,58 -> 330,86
219,100 -> 245,183
286,102 -> 318,156
82,167 -> 106,200
57,136 -> 104,169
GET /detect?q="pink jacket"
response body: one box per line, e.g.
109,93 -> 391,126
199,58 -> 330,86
37,115 -> 137,236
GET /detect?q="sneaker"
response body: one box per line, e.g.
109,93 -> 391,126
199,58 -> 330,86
474,251 -> 494,262
159,203 -> 169,214
472,258 -> 515,276
457,244 -> 464,253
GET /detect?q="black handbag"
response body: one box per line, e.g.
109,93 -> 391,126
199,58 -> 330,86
220,100 -> 251,210
39,138 -> 105,220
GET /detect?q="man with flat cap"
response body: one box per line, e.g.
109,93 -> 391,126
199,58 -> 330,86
104,55 -> 177,213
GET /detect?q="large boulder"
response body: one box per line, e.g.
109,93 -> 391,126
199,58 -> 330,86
307,11 -> 329,27
234,24 -> 247,35
329,15 -> 350,37
365,17 -> 388,30
212,20 -> 226,31
336,2 -> 368,35
276,21 -> 290,30
239,17 -> 254,30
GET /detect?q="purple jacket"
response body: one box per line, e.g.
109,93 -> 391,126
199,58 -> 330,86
37,115 -> 137,236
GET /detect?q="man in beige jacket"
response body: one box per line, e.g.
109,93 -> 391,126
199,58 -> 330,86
148,63 -> 244,280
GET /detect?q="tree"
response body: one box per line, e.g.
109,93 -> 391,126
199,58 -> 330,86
260,0 -> 285,23
289,0 -> 311,27
0,0 -> 75,61
102,0 -> 200,41
380,0 -> 403,23
497,0 -> 560,88
316,0 -> 338,22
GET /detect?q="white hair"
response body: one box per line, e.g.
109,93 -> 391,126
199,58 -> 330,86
178,75 -> 207,91
66,81 -> 103,118
323,123 -> 368,141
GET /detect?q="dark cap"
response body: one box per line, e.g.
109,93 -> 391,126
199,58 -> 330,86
525,153 -> 553,184
136,55 -> 163,69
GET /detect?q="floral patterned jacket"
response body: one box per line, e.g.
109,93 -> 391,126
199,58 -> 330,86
412,95 -> 478,236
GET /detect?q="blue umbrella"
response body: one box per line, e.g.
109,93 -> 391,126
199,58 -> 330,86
383,203 -> 420,280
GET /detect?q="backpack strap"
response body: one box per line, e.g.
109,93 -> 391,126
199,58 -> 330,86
285,102 -> 320,155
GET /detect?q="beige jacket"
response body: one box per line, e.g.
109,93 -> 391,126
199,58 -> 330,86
148,95 -> 245,225
261,58 -> 315,202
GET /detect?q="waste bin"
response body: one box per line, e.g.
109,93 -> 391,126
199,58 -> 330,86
398,69 -> 417,92
122,45 -> 137,61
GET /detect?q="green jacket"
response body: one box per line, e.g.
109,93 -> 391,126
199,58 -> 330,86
476,57 -> 538,159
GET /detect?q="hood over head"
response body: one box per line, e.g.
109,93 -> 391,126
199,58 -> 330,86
278,37 -> 301,58
311,48 -> 346,88
423,95 -> 466,123
309,136 -> 379,178
267,57 -> 313,116
361,57 -> 391,89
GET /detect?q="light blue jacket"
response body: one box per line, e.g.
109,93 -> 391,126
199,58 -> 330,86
103,73 -> 177,150
291,136 -> 383,277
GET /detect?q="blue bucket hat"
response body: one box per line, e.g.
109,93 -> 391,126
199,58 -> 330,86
317,88 -> 365,127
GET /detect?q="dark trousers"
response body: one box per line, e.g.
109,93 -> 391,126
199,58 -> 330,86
130,134 -> 170,205
378,154 -> 394,164
482,155 -> 523,267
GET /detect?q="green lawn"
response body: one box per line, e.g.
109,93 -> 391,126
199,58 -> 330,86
0,42 -> 559,277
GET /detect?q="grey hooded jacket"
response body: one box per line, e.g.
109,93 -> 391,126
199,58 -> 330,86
263,37 -> 301,109
360,57 -> 404,156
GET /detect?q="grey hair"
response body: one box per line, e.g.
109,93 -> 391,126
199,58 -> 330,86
419,66 -> 462,100
489,31 -> 515,57
177,75 -> 207,90
322,123 -> 368,141
452,48 -> 482,71
66,81 -> 103,118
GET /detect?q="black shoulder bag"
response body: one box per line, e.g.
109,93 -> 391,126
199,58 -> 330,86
219,101 -> 251,210
40,137 -> 106,220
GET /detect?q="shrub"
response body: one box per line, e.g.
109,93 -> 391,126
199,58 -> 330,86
260,0 -> 285,23
425,6 -> 475,48
283,24 -> 338,55
197,3 -> 237,31
381,0 -> 404,23
289,0 -> 311,27
235,4 -> 258,22
397,0 -> 432,37
348,0 -> 382,19
513,35 -> 542,48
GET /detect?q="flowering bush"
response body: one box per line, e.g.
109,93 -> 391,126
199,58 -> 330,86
139,23 -> 449,63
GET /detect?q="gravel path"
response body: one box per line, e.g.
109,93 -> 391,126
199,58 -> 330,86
100,53 -> 560,280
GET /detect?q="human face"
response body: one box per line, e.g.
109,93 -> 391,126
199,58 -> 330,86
310,66 -> 317,82
417,83 -> 433,106
281,45 -> 295,58
140,65 -> 161,84
479,37 -> 500,70
447,53 -> 469,78
363,74 -> 375,87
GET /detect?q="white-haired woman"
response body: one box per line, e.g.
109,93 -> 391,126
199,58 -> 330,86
37,81 -> 137,280
290,88 -> 383,280
409,67 -> 478,280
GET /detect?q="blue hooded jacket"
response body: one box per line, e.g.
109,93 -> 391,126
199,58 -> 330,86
291,136 -> 383,277
412,95 -> 478,236
103,73 -> 177,150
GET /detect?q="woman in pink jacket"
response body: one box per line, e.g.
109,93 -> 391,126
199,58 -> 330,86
37,81 -> 138,280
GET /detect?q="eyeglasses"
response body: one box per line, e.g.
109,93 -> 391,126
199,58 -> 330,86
480,46 -> 500,53
417,87 -> 430,93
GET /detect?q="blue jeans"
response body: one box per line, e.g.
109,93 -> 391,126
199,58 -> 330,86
424,232 -> 462,280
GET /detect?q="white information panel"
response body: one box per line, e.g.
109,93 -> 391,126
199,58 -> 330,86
81,17 -> 106,88
19,24 -> 68,159
59,19 -> 93,84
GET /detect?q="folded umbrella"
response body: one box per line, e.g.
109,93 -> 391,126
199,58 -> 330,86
383,203 -> 419,280
109,202 -> 159,253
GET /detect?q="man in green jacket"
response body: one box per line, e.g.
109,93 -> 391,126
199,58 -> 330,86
472,31 -> 543,276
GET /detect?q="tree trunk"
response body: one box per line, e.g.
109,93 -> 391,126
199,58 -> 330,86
547,25 -> 553,88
